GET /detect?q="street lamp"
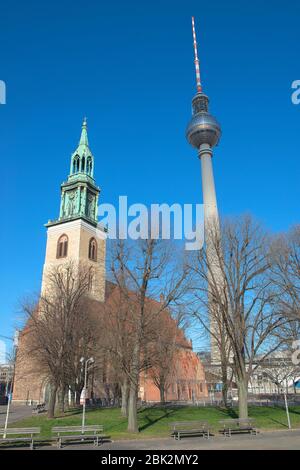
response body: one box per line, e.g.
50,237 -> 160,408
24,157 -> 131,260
279,361 -> 291,430
80,357 -> 94,433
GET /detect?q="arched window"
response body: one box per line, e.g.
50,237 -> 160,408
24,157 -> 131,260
57,234 -> 68,258
87,157 -> 92,175
81,156 -> 85,172
88,237 -> 97,261
72,155 -> 80,174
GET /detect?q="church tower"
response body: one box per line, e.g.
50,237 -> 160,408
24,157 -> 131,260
41,118 -> 106,302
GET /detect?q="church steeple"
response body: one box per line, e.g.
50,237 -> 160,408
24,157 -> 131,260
70,117 -> 94,178
80,117 -> 89,145
46,118 -> 100,228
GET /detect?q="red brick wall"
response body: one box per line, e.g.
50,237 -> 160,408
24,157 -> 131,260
140,348 -> 208,402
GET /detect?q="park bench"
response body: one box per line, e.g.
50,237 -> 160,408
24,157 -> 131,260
52,425 -> 104,448
219,418 -> 257,437
170,421 -> 210,440
0,427 -> 41,450
32,403 -> 46,414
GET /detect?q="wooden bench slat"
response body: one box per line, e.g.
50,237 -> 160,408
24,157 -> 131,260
0,428 -> 40,434
0,437 -> 31,442
171,421 -> 208,425
52,426 -> 103,432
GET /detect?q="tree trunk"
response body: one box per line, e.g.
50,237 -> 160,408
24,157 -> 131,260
221,364 -> 228,407
159,384 -> 165,404
47,385 -> 58,418
237,378 -> 248,419
121,379 -> 129,417
127,381 -> 138,433
75,385 -> 82,405
58,387 -> 66,414
69,389 -> 76,408
127,341 -> 140,433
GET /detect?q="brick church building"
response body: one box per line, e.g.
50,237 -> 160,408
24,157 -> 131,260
13,120 -> 208,405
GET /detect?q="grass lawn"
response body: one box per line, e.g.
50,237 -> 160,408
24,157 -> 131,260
7,405 -> 300,441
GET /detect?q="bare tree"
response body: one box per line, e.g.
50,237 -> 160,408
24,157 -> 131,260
190,216 -> 285,418
106,239 -> 190,432
271,226 -> 300,339
147,313 -> 179,403
99,285 -> 137,417
188,297 -> 231,406
21,262 -> 97,418
262,355 -> 300,395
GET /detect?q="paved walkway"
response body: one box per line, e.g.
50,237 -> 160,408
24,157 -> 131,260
0,405 -> 32,426
39,429 -> 300,450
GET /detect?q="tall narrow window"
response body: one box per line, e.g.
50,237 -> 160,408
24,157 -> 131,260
87,157 -> 92,175
57,234 -> 68,258
88,238 -> 97,261
72,155 -> 80,174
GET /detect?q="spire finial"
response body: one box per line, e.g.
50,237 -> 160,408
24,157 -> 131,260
79,117 -> 89,146
191,16 -> 202,93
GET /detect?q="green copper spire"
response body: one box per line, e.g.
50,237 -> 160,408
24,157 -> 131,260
79,117 -> 89,146
69,117 -> 94,178
46,118 -> 100,228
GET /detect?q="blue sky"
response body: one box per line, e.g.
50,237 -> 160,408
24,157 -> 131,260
0,0 -> 299,352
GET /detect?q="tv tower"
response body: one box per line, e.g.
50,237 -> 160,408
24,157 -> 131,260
186,17 -> 222,362
186,17 -> 221,228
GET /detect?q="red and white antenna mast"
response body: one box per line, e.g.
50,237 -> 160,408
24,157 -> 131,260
191,16 -> 202,93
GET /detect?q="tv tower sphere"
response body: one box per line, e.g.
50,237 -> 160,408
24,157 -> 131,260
186,92 -> 221,149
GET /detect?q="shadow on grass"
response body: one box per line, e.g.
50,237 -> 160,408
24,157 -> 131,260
138,408 -> 176,432
287,407 -> 300,417
57,406 -> 119,418
51,407 -> 85,419
269,418 -> 289,428
216,406 -> 239,419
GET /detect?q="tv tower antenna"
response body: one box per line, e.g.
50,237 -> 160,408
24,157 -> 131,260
191,16 -> 202,93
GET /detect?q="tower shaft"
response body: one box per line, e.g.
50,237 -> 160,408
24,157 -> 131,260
199,143 -> 219,226
200,148 -> 223,364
